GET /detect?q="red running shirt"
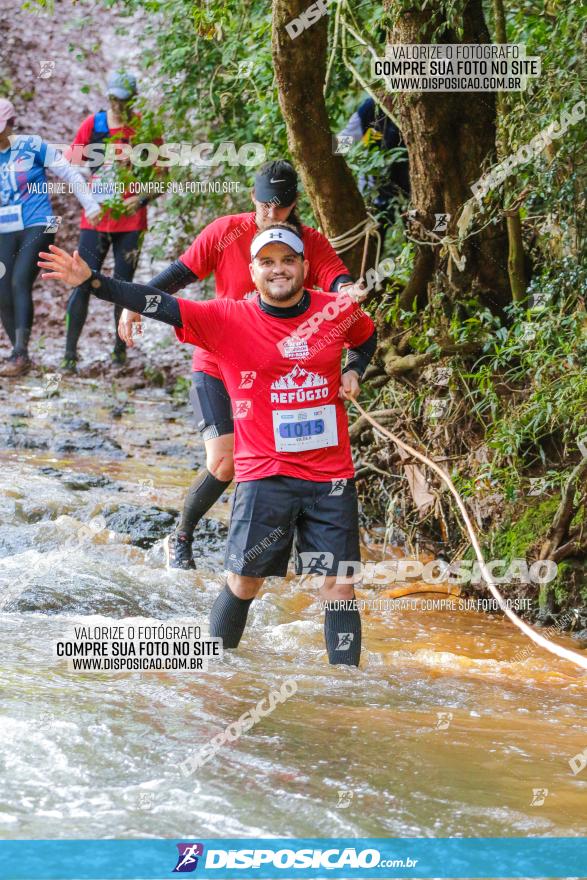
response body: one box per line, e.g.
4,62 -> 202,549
175,289 -> 374,482
178,212 -> 350,379
67,114 -> 151,233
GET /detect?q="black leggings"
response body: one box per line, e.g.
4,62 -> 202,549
0,227 -> 55,354
65,228 -> 142,358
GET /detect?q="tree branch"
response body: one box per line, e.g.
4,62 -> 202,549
539,458 -> 587,560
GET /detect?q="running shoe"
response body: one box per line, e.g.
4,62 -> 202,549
61,355 -> 78,374
0,353 -> 32,377
164,531 -> 196,570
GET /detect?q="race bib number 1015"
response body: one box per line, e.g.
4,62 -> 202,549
273,405 -> 338,452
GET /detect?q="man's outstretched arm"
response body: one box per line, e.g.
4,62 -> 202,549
85,271 -> 182,327
38,245 -> 183,328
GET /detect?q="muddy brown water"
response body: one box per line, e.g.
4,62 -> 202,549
0,374 -> 586,846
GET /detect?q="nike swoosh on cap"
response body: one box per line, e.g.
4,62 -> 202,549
270,178 -> 287,183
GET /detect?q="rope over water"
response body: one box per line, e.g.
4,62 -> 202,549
349,395 -> 587,673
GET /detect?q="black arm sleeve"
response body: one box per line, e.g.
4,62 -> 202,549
86,272 -> 183,328
148,259 -> 198,294
331,273 -> 354,291
342,329 -> 377,378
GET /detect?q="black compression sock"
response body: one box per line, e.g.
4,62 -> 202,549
324,597 -> 362,666
210,583 -> 254,649
179,469 -> 231,537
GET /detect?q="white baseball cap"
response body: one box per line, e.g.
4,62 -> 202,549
251,226 -> 304,259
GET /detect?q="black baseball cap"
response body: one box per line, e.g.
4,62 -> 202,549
254,160 -> 298,206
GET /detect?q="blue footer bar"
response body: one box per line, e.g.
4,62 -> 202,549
0,837 -> 585,879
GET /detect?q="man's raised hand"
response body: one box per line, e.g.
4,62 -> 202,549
38,245 -> 92,287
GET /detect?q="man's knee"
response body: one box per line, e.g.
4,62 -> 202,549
321,577 -> 356,601
227,573 -> 263,599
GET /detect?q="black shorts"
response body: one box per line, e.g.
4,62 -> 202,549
190,371 -> 234,440
224,476 -> 361,578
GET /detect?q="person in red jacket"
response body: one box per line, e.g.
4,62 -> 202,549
116,160 -> 367,569
39,222 -> 376,667
63,71 -> 159,371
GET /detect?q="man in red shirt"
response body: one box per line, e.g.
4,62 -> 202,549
63,71 -> 159,370
117,160 -> 366,570
39,222 -> 377,667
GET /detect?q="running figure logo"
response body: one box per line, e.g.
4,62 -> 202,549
436,711 -> 453,730
233,399 -> 252,419
143,294 -> 162,314
333,134 -> 353,155
329,479 -> 347,496
45,215 -> 62,233
335,633 -> 354,651
173,842 -> 204,873
433,212 -> 450,233
38,60 -> 56,79
298,551 -> 334,576
239,371 -> 256,389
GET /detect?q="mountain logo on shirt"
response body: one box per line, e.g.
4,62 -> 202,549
271,364 -> 327,390
270,365 -> 329,404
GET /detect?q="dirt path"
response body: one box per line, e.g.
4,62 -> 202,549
0,0 -> 191,387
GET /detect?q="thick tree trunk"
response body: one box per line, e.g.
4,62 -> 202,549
493,0 -> 528,303
388,0 -> 511,312
271,0 -> 377,278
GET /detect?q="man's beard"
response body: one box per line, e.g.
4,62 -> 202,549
262,276 -> 302,302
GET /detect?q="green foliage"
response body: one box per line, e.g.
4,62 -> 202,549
487,496 -> 560,560
383,0 -> 467,39
463,262 -> 587,486
171,375 -> 191,401
143,365 -> 165,387
99,110 -> 166,218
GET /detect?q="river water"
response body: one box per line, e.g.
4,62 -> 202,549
1,373 -> 586,845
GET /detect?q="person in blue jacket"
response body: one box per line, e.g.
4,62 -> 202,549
0,98 -> 101,376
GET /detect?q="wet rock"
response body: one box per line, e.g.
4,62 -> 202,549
0,428 -> 49,450
36,466 -> 116,491
571,628 -> 587,647
102,504 -> 179,548
5,586 -> 158,617
54,433 -> 126,457
60,473 -> 115,491
57,417 -> 91,431
192,517 -> 229,559
37,466 -> 62,477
